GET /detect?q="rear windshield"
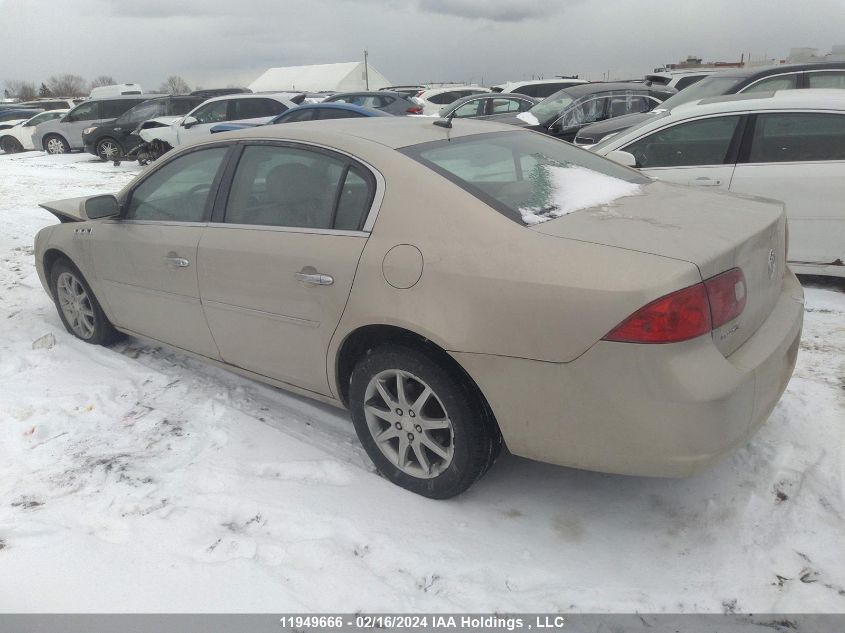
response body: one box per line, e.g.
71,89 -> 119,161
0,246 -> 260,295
656,76 -> 745,111
401,130 -> 649,226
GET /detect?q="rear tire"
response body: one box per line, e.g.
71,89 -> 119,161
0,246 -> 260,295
44,134 -> 70,155
49,258 -> 121,345
96,137 -> 123,161
349,345 -> 500,498
0,136 -> 23,153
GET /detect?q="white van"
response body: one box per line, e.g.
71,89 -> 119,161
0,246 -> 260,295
89,83 -> 143,98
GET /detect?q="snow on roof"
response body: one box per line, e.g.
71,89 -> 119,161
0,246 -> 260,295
248,62 -> 391,93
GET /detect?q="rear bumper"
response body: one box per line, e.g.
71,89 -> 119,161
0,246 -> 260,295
453,269 -> 804,477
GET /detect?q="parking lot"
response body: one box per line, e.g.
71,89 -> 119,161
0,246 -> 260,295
0,151 -> 843,612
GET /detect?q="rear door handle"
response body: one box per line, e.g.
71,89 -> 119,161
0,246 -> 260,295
164,256 -> 190,267
294,271 -> 334,286
693,177 -> 721,186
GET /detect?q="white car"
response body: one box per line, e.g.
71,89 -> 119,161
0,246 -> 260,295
593,89 -> 845,277
413,86 -> 491,115
644,69 -> 720,91
0,109 -> 68,153
139,93 -> 299,149
492,78 -> 587,99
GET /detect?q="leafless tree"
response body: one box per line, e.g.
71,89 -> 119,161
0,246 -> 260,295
4,79 -> 38,100
159,75 -> 191,95
46,74 -> 88,97
89,75 -> 116,89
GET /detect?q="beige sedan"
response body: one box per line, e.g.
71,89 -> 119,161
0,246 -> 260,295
34,118 -> 804,498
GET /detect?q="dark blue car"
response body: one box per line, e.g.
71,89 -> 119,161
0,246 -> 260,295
210,103 -> 390,134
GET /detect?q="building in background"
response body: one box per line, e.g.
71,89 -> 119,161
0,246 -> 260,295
249,62 -> 390,93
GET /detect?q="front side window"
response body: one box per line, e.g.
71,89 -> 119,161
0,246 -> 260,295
319,108 -> 365,120
102,99 -> 142,118
453,100 -> 484,118
126,147 -> 228,222
233,98 -> 286,119
401,130 -> 648,226
624,115 -> 740,168
224,145 -> 373,230
26,112 -> 62,126
743,74 -> 799,93
68,102 -> 99,122
171,99 -> 203,115
558,97 -> 607,129
192,101 -> 228,124
748,112 -> 845,163
807,71 -> 845,89
116,100 -> 165,125
279,109 -> 317,123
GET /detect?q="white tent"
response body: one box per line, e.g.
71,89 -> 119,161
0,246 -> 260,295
248,62 -> 391,93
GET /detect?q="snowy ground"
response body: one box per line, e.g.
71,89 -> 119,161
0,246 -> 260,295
0,152 -> 843,613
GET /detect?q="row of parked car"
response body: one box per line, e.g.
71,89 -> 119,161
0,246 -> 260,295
4,62 -> 845,278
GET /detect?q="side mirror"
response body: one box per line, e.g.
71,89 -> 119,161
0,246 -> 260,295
85,194 -> 121,219
606,150 -> 638,168
182,116 -> 198,128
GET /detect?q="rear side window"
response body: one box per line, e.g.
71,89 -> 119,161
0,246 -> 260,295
319,108 -> 365,119
401,130 -> 648,225
490,98 -> 524,114
280,109 -> 318,123
452,100 -> 484,118
224,144 -> 374,230
127,147 -> 228,222
748,113 -> 845,163
623,115 -> 740,167
807,71 -> 845,89
743,74 -> 799,93
607,95 -> 652,118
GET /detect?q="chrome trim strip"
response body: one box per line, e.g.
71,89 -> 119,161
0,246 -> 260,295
205,222 -> 367,237
101,279 -> 200,304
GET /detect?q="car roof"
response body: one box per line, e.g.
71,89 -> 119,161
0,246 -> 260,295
84,94 -> 152,102
559,81 -> 666,96
420,86 -> 486,94
702,62 -> 845,80
203,92 -> 293,103
507,78 -> 587,87
328,90 -> 407,98
284,103 -> 388,115
668,88 -> 845,118
208,116 -> 519,149
448,92 -> 537,106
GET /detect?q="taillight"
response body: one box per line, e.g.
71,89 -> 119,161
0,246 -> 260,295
603,283 -> 712,343
406,105 -> 423,114
415,91 -> 425,98
704,268 -> 746,329
603,268 -> 747,344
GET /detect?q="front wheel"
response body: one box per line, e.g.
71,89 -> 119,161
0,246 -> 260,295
44,134 -> 70,155
0,136 -> 23,153
49,259 -> 121,345
349,345 -> 500,498
96,137 -> 123,161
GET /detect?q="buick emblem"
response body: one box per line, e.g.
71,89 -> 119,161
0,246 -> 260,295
767,248 -> 776,279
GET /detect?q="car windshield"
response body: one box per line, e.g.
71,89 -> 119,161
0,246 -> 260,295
401,130 -> 649,226
527,91 -> 576,126
655,75 -> 745,111
116,100 -> 166,124
591,110 -> 672,151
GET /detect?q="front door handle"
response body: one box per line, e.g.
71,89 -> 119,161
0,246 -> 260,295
294,271 -> 334,286
693,177 -> 721,186
164,255 -> 190,267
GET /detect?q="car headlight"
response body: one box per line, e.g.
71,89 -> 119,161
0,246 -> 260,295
83,127 -> 97,135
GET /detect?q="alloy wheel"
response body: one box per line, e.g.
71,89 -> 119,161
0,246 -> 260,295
56,271 -> 96,339
97,139 -> 120,160
46,137 -> 66,154
363,369 -> 454,479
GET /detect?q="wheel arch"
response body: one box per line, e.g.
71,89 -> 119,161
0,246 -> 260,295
334,324 -> 496,422
42,132 -> 69,150
42,247 -> 78,298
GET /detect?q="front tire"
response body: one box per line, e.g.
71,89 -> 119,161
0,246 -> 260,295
349,345 -> 500,498
44,134 -> 70,155
96,137 -> 123,161
49,258 -> 121,345
0,136 -> 23,153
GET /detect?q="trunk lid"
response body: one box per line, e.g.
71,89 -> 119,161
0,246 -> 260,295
532,181 -> 787,356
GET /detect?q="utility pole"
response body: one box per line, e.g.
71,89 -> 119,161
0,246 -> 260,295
363,50 -> 370,90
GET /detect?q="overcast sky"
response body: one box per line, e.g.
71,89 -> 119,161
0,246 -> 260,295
3,0 -> 844,90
